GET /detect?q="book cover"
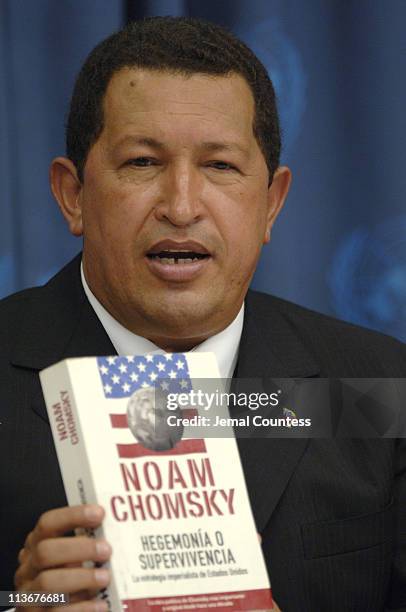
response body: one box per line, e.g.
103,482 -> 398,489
40,352 -> 273,611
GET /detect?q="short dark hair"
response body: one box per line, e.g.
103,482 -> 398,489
66,16 -> 281,182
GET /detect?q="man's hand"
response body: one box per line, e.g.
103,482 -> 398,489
14,518 -> 279,612
14,504 -> 111,611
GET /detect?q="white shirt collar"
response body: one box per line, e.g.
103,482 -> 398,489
80,263 -> 244,380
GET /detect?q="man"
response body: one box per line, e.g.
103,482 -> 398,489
1,16 -> 405,611
126,387 -> 183,450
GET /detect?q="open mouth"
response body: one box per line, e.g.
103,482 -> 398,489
145,241 -> 212,281
147,251 -> 210,265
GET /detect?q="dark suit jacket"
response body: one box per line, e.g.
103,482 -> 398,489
1,255 -> 406,611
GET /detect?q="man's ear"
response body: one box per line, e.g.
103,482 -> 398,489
50,157 -> 84,236
263,166 -> 292,244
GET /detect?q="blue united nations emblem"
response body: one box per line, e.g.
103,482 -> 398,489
235,19 -> 306,159
329,216 -> 406,341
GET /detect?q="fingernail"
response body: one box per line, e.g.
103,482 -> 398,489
94,568 -> 110,585
84,505 -> 103,520
94,602 -> 108,612
96,540 -> 111,557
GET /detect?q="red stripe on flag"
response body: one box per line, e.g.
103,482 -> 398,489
110,414 -> 128,427
122,588 -> 272,611
117,438 -> 206,458
110,407 -> 199,429
180,408 -> 199,420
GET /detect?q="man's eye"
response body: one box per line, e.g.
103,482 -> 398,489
126,157 -> 156,167
208,161 -> 236,171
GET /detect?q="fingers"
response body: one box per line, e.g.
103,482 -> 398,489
15,504 -> 111,605
27,505 -> 104,548
32,566 -> 110,592
16,537 -> 112,586
31,537 -> 111,570
16,567 -> 110,611
26,566 -> 110,595
15,536 -> 112,587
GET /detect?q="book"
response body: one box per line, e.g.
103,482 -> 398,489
40,352 -> 273,611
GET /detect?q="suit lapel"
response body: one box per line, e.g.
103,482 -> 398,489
11,255 -> 116,423
235,291 -> 320,531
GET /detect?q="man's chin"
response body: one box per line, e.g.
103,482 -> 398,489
142,299 -> 219,348
148,306 -> 208,332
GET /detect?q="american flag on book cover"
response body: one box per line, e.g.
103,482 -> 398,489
97,354 -> 205,458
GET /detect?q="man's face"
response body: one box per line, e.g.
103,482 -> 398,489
56,68 -> 290,349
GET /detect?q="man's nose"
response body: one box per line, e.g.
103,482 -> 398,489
154,163 -> 203,226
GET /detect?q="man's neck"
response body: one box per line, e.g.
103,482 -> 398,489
80,262 -> 244,380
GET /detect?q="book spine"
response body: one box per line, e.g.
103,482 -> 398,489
39,361 -> 120,611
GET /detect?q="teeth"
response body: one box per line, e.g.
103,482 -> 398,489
150,256 -> 202,265
160,258 -> 175,264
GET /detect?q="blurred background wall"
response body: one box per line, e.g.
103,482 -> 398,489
1,0 -> 405,341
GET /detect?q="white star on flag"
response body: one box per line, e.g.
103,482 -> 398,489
97,354 -> 192,398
